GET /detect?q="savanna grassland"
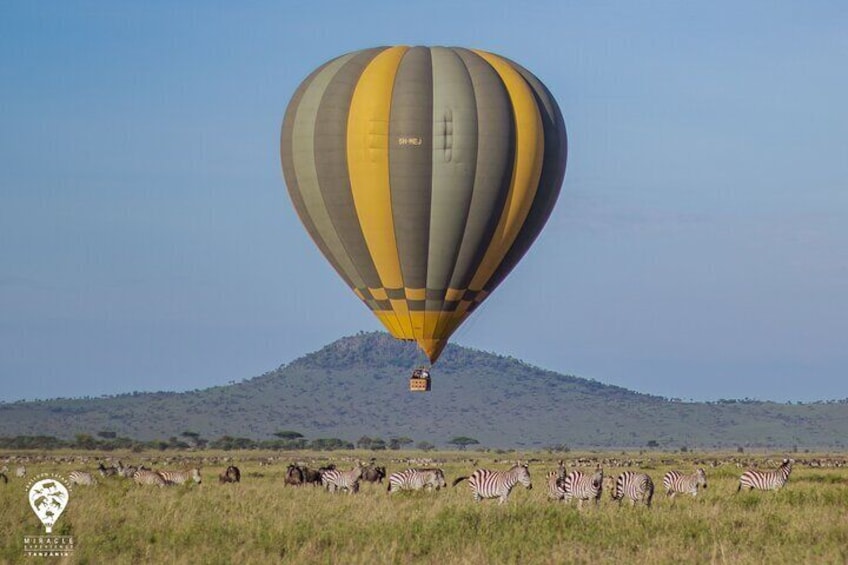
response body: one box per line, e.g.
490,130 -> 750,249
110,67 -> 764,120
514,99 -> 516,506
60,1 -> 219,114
2,450 -> 848,564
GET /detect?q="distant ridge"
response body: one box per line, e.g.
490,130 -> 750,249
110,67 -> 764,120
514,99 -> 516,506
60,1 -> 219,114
1,332 -> 847,450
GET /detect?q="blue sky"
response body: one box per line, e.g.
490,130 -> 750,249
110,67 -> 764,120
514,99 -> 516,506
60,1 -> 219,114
2,1 -> 846,402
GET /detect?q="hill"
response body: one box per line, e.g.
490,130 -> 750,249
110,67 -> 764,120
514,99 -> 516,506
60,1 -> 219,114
2,332 -> 847,450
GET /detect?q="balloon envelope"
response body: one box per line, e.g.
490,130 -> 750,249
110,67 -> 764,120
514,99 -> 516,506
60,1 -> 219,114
280,46 -> 567,363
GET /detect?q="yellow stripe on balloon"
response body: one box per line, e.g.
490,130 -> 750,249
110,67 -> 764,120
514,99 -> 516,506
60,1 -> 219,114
347,46 -> 412,337
468,50 -> 545,292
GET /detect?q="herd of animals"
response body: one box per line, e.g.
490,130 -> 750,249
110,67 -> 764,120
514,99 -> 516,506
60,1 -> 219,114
0,457 -> 796,505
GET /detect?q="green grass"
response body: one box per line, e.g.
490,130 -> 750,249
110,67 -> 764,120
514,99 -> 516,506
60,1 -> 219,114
2,450 -> 847,564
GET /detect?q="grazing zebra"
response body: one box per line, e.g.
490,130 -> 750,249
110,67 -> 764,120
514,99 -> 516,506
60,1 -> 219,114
546,460 -> 567,501
321,465 -> 364,494
16,466 -> 26,478
562,467 -> 603,508
0,473 -> 7,484
219,465 -> 241,484
452,463 -> 532,504
68,471 -> 97,486
663,468 -> 707,498
737,459 -> 793,493
133,469 -> 168,487
611,471 -> 654,507
158,468 -> 202,485
387,468 -> 447,494
119,464 -> 143,479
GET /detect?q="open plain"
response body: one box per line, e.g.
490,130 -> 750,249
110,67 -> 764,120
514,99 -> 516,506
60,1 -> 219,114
2,449 -> 847,564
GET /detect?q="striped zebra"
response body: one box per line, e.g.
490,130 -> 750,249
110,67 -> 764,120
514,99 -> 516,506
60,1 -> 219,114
68,471 -> 97,486
119,464 -> 143,479
321,465 -> 364,494
387,468 -> 446,494
133,469 -> 168,487
16,466 -> 26,478
561,467 -> 603,508
663,468 -> 707,498
158,468 -> 202,485
452,463 -> 532,504
611,471 -> 654,507
0,473 -> 7,484
546,460 -> 567,501
737,458 -> 793,493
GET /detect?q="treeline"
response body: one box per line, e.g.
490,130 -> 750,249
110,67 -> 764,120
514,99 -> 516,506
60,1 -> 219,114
0,431 -> 450,452
0,434 -> 354,452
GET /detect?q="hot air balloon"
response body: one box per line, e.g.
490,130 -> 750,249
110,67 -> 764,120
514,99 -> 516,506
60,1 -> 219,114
280,46 -> 567,391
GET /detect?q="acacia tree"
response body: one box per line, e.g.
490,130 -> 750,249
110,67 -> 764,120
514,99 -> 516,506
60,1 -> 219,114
448,437 -> 480,451
274,431 -> 304,440
417,441 -> 436,452
389,437 -> 414,450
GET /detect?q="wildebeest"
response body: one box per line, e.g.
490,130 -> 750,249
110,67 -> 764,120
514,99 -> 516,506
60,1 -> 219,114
98,461 -> 120,477
285,464 -> 305,486
304,464 -> 336,486
219,465 -> 241,484
361,465 -> 387,484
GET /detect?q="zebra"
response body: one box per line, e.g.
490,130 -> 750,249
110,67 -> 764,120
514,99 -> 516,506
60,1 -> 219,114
663,468 -> 707,498
561,467 -> 603,508
387,468 -> 447,494
321,465 -> 364,494
119,464 -> 143,479
611,471 -> 654,507
15,466 -> 26,478
158,468 -> 202,485
0,473 -> 7,484
737,458 -> 793,493
546,460 -> 567,501
68,471 -> 97,486
133,469 -> 168,487
452,463 -> 532,504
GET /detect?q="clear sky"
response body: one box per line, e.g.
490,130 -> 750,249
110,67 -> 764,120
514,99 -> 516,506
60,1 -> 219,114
2,1 -> 846,403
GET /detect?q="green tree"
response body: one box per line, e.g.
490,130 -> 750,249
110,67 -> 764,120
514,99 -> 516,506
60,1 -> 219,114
416,441 -> 436,452
274,430 -> 305,440
73,434 -> 98,450
310,438 -> 354,451
448,437 -> 480,450
389,437 -> 414,450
